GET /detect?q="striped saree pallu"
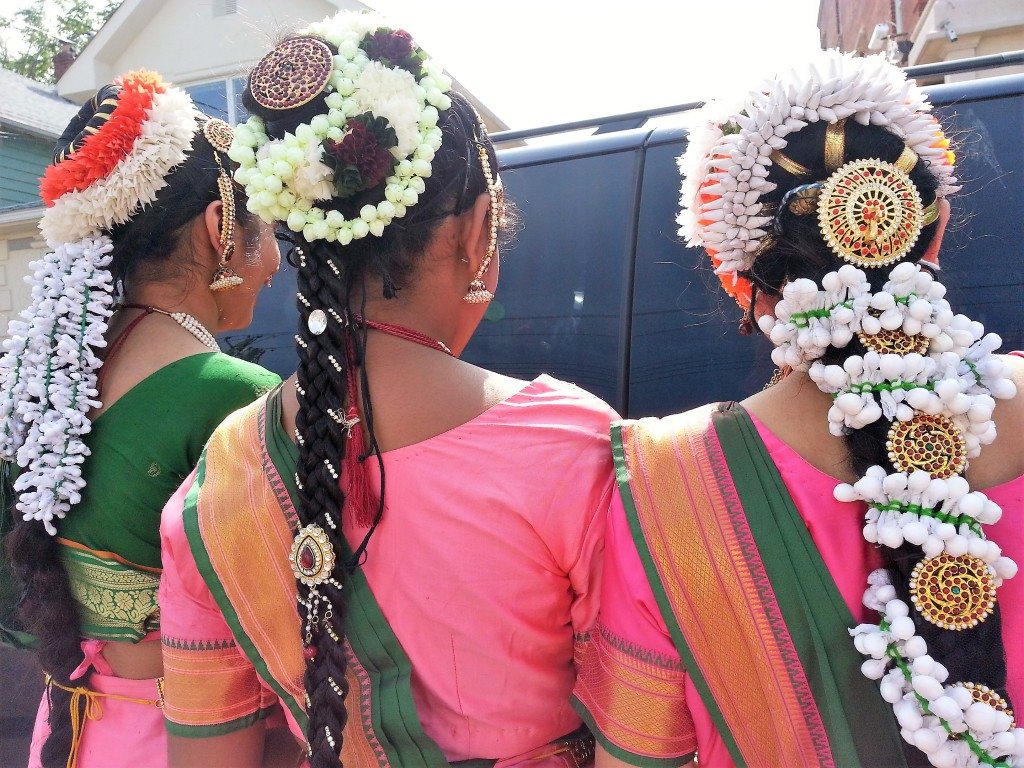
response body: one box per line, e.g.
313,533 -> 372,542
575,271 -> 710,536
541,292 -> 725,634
612,404 -> 907,768
173,390 -> 452,767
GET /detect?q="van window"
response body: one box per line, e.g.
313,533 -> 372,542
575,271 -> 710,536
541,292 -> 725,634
462,150 -> 642,411
626,139 -> 776,417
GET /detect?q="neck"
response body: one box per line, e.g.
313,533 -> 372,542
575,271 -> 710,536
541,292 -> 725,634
125,281 -> 220,334
360,294 -> 462,356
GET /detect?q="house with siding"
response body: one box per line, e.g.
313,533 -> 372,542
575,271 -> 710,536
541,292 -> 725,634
0,67 -> 77,334
0,0 -> 505,341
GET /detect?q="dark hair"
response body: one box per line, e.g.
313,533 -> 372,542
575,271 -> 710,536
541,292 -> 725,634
243,72 -> 499,762
108,125 -> 260,295
748,121 -> 1011,708
3,99 -> 257,768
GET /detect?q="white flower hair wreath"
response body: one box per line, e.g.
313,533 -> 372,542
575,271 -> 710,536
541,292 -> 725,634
678,51 -> 958,283
229,11 -> 453,244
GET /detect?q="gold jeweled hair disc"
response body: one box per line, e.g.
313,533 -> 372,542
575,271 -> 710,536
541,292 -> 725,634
203,118 -> 234,154
886,414 -> 967,479
858,326 -> 930,356
249,36 -> 334,111
910,554 -> 996,630
818,158 -> 924,269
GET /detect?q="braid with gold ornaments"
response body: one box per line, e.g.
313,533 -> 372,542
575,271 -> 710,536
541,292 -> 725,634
680,51 -> 1022,767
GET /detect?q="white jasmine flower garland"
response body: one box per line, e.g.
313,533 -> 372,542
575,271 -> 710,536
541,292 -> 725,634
229,11 -> 452,244
0,237 -> 114,534
760,259 -> 1020,767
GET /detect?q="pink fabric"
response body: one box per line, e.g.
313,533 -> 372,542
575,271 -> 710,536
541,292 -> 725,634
597,413 -> 1024,768
159,375 -> 618,762
28,637 -> 165,768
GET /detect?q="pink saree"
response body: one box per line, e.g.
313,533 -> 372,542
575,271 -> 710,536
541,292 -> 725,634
575,405 -> 1024,767
159,377 -> 618,766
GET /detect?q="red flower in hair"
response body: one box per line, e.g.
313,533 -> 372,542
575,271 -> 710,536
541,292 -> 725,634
322,114 -> 398,198
364,29 -> 413,62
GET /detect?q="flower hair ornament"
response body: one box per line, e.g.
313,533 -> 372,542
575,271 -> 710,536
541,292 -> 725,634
678,51 -> 957,310
0,71 -> 199,534
713,52 -> 1024,768
229,11 -> 453,245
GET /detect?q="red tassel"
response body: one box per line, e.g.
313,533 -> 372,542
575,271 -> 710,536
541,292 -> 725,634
341,405 -> 378,528
341,347 -> 378,529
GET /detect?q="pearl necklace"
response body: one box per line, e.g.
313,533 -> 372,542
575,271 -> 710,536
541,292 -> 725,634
118,304 -> 220,351
168,311 -> 220,351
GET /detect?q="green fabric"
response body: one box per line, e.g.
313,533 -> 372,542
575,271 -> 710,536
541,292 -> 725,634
712,404 -> 907,768
60,352 -> 280,569
261,389 -> 453,768
0,352 -> 279,647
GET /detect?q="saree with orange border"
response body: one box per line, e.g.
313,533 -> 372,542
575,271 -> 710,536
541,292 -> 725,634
574,403 -> 908,768
160,388 -> 598,768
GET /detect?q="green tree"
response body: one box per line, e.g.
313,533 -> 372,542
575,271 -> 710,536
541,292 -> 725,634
0,0 -> 120,83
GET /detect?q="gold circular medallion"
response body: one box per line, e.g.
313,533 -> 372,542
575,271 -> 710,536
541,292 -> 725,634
249,37 -> 334,111
202,118 -> 234,153
858,326 -> 930,355
886,414 -> 967,479
910,554 -> 996,630
818,158 -> 924,268
289,524 -> 336,587
963,682 -> 1015,726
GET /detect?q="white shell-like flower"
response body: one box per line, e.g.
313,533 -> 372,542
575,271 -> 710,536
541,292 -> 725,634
678,50 -> 958,282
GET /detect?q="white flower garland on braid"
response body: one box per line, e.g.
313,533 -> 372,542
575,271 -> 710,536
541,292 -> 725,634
759,261 -> 1021,767
0,71 -> 197,534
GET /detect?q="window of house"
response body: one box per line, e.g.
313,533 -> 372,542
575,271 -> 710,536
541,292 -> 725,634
184,77 -> 249,124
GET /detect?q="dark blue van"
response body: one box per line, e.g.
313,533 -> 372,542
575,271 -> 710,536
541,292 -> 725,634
231,68 -> 1024,418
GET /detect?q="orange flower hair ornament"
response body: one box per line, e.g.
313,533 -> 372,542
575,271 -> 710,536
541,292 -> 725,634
39,70 -> 198,246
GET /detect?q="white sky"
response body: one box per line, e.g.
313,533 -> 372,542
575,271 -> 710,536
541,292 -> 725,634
2,0 -> 825,129
366,0 -> 825,129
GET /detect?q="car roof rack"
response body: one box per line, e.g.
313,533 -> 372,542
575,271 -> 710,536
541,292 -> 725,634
490,49 -> 1024,145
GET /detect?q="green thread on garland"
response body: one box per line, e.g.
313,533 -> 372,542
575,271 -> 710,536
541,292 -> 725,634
878,620 -> 1009,768
965,359 -> 984,388
51,286 -> 91,500
837,380 -> 936,396
790,299 -> 854,328
874,500 -> 983,536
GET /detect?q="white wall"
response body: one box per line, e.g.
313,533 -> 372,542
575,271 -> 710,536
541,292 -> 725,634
59,0 -> 365,102
0,225 -> 46,339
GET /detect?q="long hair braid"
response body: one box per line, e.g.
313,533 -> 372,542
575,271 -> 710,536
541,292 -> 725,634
291,238 -> 357,764
749,120 -> 1012,706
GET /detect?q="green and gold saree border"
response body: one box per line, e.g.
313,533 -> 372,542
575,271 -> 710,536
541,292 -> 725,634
611,405 -> 906,768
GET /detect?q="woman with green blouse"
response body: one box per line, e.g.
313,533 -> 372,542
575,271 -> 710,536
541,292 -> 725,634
0,71 -> 280,768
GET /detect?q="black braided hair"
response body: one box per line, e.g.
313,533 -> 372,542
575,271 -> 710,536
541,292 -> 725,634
2,92 -> 257,768
746,120 -> 1011,705
242,70 -> 499,763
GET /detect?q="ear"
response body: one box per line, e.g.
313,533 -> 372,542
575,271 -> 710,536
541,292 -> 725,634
920,198 -> 951,268
457,192 -> 493,275
202,200 -> 227,262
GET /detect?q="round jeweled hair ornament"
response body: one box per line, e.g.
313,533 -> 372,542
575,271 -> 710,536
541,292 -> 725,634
229,11 -> 453,245
677,51 -> 957,309
734,52 -> 1024,768
0,71 -> 199,534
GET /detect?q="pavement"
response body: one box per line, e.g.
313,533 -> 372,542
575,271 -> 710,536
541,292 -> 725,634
0,645 -> 42,767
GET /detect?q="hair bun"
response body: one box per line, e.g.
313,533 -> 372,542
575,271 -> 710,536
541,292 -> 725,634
53,83 -> 122,164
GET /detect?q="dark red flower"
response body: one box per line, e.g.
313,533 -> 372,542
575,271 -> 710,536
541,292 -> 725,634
324,119 -> 395,195
363,29 -> 414,66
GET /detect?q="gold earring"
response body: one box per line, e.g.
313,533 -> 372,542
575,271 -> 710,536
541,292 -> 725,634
464,144 -> 499,304
204,119 -> 244,292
